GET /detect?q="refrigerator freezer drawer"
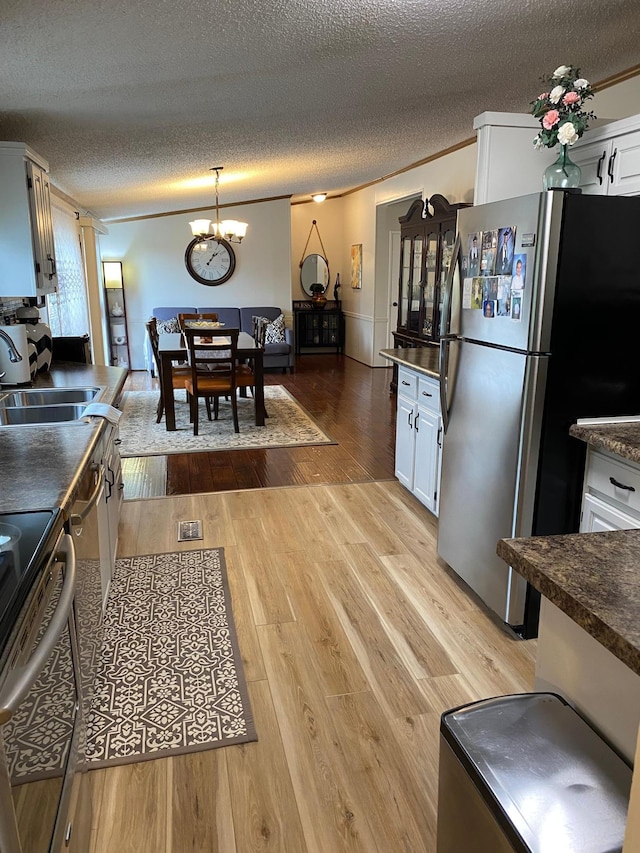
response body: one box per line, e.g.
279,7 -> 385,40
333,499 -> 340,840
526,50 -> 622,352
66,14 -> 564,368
437,340 -> 537,625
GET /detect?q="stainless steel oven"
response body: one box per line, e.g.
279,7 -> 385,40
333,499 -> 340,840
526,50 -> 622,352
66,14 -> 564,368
0,523 -> 80,853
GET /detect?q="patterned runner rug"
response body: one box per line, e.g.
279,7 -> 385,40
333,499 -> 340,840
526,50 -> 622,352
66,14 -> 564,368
86,548 -> 256,768
118,384 -> 333,457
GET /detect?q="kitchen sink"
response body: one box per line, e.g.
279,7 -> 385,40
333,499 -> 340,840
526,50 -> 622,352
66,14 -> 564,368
0,387 -> 100,407
0,404 -> 91,426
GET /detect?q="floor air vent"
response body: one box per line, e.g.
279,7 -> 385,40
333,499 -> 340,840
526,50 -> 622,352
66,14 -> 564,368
177,520 -> 203,541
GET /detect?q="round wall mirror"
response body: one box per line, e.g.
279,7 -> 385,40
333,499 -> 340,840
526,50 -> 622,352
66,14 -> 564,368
300,254 -> 330,296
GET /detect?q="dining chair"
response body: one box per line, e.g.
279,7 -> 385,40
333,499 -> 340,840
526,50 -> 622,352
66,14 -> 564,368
177,312 -> 219,332
146,318 -> 192,423
183,327 -> 241,435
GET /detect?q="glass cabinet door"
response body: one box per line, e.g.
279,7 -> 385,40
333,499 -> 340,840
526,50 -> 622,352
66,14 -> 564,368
423,230 -> 438,338
408,235 -> 422,334
435,223 -> 456,340
399,236 -> 411,330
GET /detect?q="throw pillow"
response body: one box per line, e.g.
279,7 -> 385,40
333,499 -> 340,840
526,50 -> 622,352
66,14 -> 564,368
253,313 -> 286,344
156,317 -> 180,334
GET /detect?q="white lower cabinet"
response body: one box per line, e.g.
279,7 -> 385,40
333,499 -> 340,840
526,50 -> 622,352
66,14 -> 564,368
394,367 -> 442,515
579,447 -> 640,532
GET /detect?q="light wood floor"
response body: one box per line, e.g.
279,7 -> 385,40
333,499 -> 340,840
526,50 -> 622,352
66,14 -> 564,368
89,481 -> 536,852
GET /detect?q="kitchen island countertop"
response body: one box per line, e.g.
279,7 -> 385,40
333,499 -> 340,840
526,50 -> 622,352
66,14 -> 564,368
378,347 -> 440,379
497,530 -> 640,676
569,419 -> 640,464
0,363 -> 127,515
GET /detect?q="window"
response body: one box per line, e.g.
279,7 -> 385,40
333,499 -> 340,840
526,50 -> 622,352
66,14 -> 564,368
47,200 -> 90,336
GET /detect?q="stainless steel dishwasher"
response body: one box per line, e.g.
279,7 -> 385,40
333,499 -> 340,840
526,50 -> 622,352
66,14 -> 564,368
0,440 -> 107,852
0,518 -> 82,852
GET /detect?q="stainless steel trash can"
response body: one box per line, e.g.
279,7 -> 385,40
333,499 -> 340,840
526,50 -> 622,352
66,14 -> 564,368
437,693 -> 632,853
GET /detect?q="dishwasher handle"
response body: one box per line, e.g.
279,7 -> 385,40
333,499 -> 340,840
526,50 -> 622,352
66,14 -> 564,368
0,533 -> 76,725
70,464 -> 105,527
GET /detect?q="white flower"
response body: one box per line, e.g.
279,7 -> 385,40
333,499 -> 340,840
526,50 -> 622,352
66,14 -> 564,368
557,121 -> 579,145
573,78 -> 589,89
553,65 -> 572,78
533,135 -> 545,150
549,85 -> 565,104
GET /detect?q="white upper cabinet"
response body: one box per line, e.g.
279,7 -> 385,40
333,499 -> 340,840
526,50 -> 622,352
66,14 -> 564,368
474,111 -> 640,203
0,142 -> 58,297
572,114 -> 640,196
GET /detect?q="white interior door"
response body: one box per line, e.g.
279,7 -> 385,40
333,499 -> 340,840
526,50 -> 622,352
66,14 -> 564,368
387,230 -> 400,348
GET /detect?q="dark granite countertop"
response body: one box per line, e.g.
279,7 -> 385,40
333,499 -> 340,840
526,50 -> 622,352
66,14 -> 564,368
0,363 -> 127,515
497,531 -> 640,676
570,420 -> 640,464
379,347 -> 440,379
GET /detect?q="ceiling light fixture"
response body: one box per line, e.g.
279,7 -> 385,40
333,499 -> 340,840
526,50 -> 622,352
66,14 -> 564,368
311,193 -> 327,203
189,166 -> 248,244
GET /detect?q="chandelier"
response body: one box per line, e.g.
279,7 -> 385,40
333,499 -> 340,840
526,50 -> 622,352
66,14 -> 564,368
189,166 -> 248,244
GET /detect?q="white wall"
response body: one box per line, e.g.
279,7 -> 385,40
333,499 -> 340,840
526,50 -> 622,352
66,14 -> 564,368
340,144 -> 477,366
99,198 -> 291,369
594,77 -> 640,120
290,199 -> 345,300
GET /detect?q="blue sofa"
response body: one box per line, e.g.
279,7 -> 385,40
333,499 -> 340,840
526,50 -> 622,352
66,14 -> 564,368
149,306 -> 294,373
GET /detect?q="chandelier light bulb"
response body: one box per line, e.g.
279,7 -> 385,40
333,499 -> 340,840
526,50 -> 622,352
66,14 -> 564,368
188,167 -> 248,244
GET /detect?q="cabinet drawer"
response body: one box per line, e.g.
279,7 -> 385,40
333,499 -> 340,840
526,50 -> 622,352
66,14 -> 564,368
581,493 -> 640,532
397,368 -> 418,400
586,450 -> 640,517
418,376 -> 440,413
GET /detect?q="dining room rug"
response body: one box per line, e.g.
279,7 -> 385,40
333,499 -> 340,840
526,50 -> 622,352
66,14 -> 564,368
117,385 -> 334,457
86,548 -> 256,768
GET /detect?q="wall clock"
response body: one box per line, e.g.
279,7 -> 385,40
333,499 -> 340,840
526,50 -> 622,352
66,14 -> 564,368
184,237 -> 236,286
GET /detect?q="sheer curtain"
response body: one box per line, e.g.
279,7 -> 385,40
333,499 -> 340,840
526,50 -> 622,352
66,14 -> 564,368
47,199 -> 90,336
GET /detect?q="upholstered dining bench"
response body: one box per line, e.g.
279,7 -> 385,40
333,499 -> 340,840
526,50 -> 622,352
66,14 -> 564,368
148,306 -> 295,373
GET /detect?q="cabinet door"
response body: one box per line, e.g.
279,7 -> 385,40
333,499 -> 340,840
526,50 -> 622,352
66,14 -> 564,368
573,140 -> 612,195
436,222 -> 456,340
608,129 -> 640,196
408,236 -> 423,334
395,397 -> 416,490
398,236 -> 412,330
26,160 -> 58,293
580,493 -> 640,532
413,408 -> 440,513
423,230 -> 437,338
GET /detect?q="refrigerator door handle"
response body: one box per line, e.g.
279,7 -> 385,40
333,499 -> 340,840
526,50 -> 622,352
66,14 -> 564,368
439,337 -> 450,433
440,233 -> 462,340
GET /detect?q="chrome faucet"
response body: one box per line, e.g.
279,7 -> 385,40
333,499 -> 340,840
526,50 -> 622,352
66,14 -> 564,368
0,329 -> 23,379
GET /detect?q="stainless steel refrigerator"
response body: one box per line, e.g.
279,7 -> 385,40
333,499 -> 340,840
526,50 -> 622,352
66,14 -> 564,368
437,189 -> 640,638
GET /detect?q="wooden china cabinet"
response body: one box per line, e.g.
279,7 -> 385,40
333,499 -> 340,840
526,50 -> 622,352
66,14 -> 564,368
391,194 -> 469,391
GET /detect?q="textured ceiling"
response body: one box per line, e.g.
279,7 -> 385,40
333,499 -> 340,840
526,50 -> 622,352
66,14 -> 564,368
1,0 -> 639,221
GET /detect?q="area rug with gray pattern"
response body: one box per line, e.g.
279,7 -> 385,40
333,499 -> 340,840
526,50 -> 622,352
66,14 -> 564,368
118,384 -> 334,457
86,548 -> 256,768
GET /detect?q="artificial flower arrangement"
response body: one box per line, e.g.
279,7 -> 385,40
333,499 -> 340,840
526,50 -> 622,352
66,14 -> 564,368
531,65 -> 596,149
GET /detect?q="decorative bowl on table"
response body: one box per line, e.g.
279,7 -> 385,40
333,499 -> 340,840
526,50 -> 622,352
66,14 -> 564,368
186,320 -> 224,328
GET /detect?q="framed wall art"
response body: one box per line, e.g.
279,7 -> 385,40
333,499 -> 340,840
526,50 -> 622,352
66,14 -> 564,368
350,243 -> 362,289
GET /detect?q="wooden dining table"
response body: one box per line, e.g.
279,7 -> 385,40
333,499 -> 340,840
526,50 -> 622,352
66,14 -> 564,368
158,331 -> 265,431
